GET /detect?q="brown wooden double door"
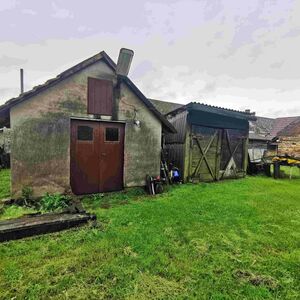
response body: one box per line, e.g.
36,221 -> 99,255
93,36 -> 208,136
70,120 -> 125,195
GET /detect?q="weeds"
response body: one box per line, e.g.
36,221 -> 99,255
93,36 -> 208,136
39,193 -> 72,212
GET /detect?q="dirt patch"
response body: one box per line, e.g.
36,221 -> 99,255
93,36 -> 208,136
234,269 -> 278,290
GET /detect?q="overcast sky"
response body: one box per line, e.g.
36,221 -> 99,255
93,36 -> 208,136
0,0 -> 300,117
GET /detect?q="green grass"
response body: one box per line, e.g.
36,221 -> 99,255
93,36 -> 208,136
279,166 -> 300,179
0,171 -> 300,299
0,169 -> 10,200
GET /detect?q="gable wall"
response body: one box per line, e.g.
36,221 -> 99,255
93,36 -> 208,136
118,83 -> 161,187
9,60 -> 162,197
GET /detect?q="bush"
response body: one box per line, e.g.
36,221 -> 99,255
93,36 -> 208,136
21,186 -> 33,205
39,193 -> 72,212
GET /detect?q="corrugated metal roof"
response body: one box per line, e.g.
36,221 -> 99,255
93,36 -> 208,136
166,101 -> 256,121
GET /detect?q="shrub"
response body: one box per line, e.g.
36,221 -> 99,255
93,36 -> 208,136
39,193 -> 72,212
21,186 -> 33,204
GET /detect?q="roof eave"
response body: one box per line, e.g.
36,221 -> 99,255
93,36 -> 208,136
119,76 -> 176,133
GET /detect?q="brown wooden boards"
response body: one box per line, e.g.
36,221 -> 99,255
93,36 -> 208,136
71,120 -> 124,195
87,78 -> 113,116
220,129 -> 247,179
190,125 -> 221,181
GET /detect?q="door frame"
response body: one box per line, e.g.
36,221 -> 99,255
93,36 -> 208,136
70,117 -> 126,194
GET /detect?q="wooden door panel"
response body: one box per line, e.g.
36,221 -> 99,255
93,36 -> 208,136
190,125 -> 221,182
70,120 -> 100,195
220,129 -> 247,179
71,120 -> 124,195
99,123 -> 125,192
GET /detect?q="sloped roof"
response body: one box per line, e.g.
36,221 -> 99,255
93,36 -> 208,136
0,51 -> 176,133
149,99 -> 184,115
277,117 -> 300,136
0,51 -> 116,115
270,117 -> 300,137
249,132 -> 272,141
166,101 -> 256,121
249,115 -> 300,140
250,116 -> 275,136
118,77 -> 176,133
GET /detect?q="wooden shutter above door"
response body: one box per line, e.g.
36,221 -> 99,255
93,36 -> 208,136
88,77 -> 113,115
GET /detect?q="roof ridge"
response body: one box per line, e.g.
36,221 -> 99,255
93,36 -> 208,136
189,101 -> 253,115
0,51 -> 116,111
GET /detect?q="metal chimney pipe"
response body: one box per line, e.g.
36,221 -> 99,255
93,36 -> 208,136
20,68 -> 24,94
116,48 -> 134,76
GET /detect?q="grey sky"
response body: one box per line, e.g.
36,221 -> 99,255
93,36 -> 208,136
0,0 -> 299,117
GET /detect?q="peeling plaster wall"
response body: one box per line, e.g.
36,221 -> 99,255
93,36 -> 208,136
9,60 -> 162,197
118,83 -> 162,187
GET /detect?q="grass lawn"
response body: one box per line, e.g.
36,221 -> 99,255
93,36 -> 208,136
0,171 -> 300,299
0,169 -> 10,200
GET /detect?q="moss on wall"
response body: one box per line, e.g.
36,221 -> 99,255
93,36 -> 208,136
119,84 -> 162,187
9,59 -> 163,196
11,112 -> 69,164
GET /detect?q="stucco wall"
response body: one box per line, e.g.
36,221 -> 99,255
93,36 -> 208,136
10,59 -> 162,197
118,83 -> 161,187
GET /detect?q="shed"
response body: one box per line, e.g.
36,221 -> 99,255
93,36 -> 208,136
248,116 -> 300,160
0,49 -> 175,198
163,102 -> 255,182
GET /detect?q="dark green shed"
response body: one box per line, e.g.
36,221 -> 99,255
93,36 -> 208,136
164,102 -> 256,182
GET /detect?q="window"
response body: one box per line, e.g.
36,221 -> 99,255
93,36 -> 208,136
105,127 -> 119,141
77,126 -> 93,141
87,77 -> 113,115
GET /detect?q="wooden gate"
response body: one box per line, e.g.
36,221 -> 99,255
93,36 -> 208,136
70,120 -> 124,195
189,125 -> 221,181
189,125 -> 247,181
220,129 -> 246,178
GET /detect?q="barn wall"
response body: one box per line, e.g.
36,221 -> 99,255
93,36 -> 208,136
10,60 -> 162,197
164,111 -> 188,180
165,110 -> 249,182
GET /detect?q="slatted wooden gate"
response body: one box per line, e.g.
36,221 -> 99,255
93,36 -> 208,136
189,125 -> 246,181
220,129 -> 246,179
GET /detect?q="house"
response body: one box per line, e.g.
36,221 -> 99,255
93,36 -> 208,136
275,117 -> 300,158
158,102 -> 255,182
0,49 -> 176,198
248,116 -> 300,161
248,116 -> 274,164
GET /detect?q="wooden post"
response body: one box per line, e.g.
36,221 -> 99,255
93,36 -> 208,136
20,68 -> 24,94
243,137 -> 249,177
264,164 -> 271,177
273,161 -> 280,179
